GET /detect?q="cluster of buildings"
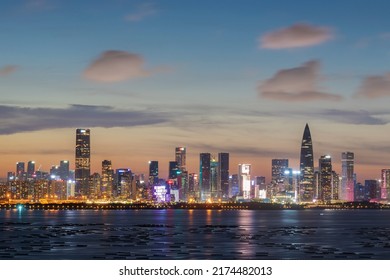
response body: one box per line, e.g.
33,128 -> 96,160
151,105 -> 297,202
1,125 -> 390,204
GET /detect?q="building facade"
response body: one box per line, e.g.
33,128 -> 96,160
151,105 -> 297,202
299,123 -> 315,202
75,128 -> 91,197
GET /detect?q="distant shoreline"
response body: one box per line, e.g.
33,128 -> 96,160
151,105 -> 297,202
1,201 -> 389,210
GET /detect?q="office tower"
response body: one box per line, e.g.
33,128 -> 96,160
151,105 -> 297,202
50,165 -> 60,179
199,153 -> 211,201
169,161 -> 179,180
319,155 -> 332,203
27,161 -> 35,179
341,152 -> 354,201
148,161 -> 158,186
271,159 -> 289,183
365,180 -> 379,201
115,168 -> 132,198
238,164 -> 251,199
299,123 -> 314,202
230,174 -> 239,197
381,169 -> 390,201
102,160 -> 114,199
75,128 -> 91,197
332,171 -> 339,200
59,160 -> 70,180
188,173 -> 198,200
89,173 -> 101,199
175,147 -> 186,171
218,153 -> 229,200
16,162 -> 25,180
210,157 -> 218,199
255,176 -> 267,199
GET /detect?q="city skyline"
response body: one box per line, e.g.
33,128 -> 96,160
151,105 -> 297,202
1,0 -> 390,182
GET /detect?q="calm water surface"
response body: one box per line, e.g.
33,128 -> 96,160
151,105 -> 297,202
1,209 -> 390,259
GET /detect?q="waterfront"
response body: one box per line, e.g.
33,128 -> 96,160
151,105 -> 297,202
1,209 -> 390,260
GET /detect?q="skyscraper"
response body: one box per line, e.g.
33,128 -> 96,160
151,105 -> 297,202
271,159 -> 289,183
319,155 -> 332,203
381,169 -> 390,201
168,161 -> 179,180
175,147 -> 186,171
148,161 -> 158,186
341,152 -> 354,201
27,161 -> 35,179
299,123 -> 314,202
218,153 -> 229,200
16,162 -> 25,180
238,164 -> 251,199
199,153 -> 211,201
75,128 -> 90,197
59,160 -> 70,180
102,160 -> 113,199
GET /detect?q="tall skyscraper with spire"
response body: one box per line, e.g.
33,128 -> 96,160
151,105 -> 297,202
75,128 -> 90,197
300,124 -> 314,202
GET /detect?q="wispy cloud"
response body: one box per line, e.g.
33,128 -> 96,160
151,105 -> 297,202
24,0 -> 54,11
313,109 -> 388,125
355,73 -> 390,99
260,23 -> 333,49
0,104 -> 170,135
258,60 -> 342,102
0,65 -> 19,76
83,50 -> 151,83
125,3 -> 157,22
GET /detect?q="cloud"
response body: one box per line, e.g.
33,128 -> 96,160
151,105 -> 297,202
356,73 -> 390,99
314,109 -> 388,125
0,104 -> 169,135
258,60 -> 342,101
260,23 -> 333,49
24,0 -> 54,11
125,3 -> 157,22
83,50 -> 150,82
0,65 -> 18,76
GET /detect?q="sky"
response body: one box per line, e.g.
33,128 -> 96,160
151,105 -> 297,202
1,0 -> 390,182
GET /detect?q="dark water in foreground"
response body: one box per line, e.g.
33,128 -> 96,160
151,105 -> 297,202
1,209 -> 390,259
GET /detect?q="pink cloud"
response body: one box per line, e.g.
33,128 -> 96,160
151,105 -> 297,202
356,73 -> 390,98
260,23 -> 333,49
258,60 -> 342,101
83,50 -> 150,83
0,65 -> 19,76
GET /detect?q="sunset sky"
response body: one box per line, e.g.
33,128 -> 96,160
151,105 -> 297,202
1,0 -> 390,182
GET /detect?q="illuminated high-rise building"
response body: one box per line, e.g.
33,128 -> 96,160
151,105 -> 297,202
199,153 -> 211,201
16,162 -> 25,180
341,152 -> 354,201
210,157 -> 218,199
381,169 -> 390,201
169,161 -> 179,180
188,173 -> 198,200
115,168 -> 132,198
148,161 -> 159,186
299,123 -> 314,202
319,155 -> 332,203
27,161 -> 35,179
102,160 -> 114,198
59,160 -> 70,180
238,164 -> 251,199
218,153 -> 229,200
271,159 -> 289,183
75,128 -> 90,197
175,147 -> 186,171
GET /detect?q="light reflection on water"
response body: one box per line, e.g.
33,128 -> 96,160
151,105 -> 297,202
1,209 -> 390,259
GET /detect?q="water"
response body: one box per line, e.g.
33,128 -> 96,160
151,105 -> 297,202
1,209 -> 390,259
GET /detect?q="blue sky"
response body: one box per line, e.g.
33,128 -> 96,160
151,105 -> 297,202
1,0 -> 390,181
